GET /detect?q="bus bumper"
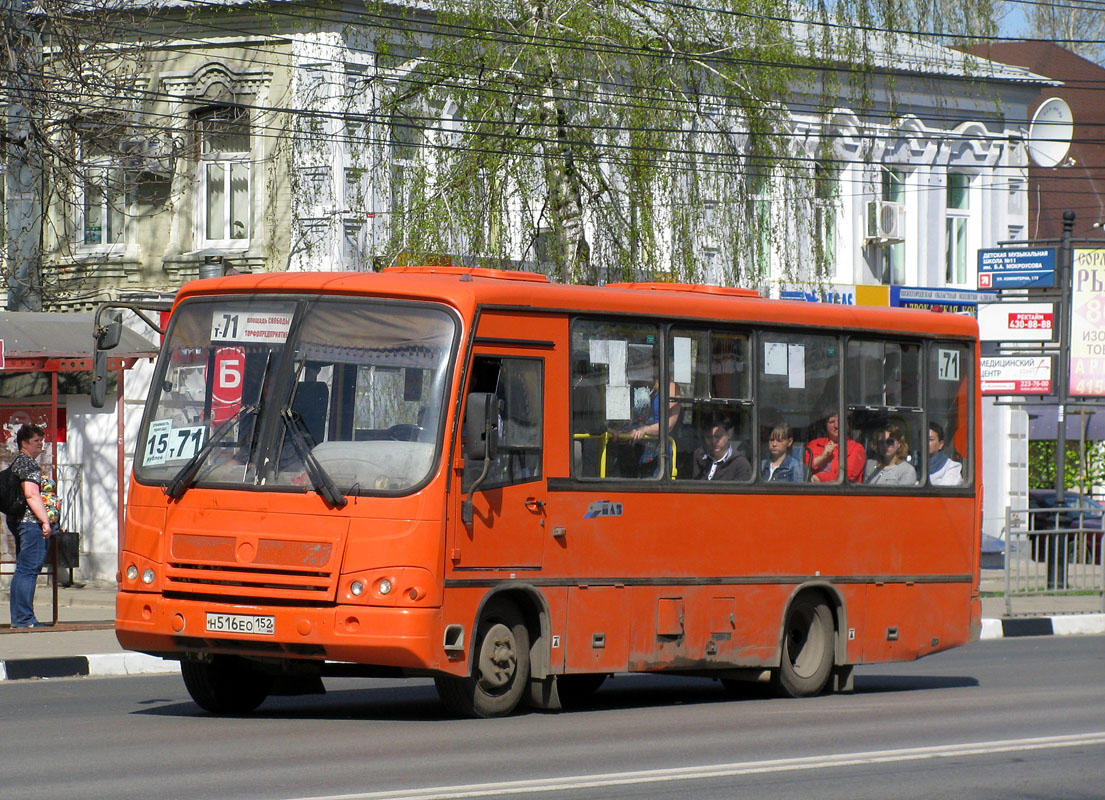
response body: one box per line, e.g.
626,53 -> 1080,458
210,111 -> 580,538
115,591 -> 444,671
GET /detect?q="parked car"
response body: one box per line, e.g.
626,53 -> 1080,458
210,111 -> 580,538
1027,489 -> 1104,564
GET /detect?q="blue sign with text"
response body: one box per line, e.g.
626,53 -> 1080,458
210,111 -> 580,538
977,248 -> 1056,289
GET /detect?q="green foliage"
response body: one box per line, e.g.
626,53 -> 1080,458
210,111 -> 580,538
363,0 -> 880,284
1029,440 -> 1105,493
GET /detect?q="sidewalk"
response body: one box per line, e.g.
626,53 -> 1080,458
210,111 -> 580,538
0,580 -> 179,681
1,574 -> 1103,682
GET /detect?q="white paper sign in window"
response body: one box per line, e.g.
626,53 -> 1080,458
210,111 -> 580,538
764,341 -> 787,375
211,310 -> 293,344
673,337 -> 692,385
937,348 -> 961,382
143,419 -> 207,465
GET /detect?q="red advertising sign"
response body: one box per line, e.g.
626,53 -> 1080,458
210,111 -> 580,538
210,346 -> 245,424
1007,311 -> 1053,332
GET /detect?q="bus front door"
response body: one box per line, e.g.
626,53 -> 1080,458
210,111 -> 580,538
453,352 -> 548,571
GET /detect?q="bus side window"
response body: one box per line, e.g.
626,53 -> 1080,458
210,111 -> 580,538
670,327 -> 752,483
847,340 -> 923,487
570,320 -> 661,479
757,332 -> 840,484
927,342 -> 971,488
463,356 -> 543,491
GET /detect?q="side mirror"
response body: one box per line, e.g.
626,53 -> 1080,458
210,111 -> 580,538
91,349 -> 108,408
96,316 -> 123,350
90,315 -> 121,409
463,392 -> 499,461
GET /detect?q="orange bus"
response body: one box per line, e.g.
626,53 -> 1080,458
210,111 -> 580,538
98,266 -> 981,717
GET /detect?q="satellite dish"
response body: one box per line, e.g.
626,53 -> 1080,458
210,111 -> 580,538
1027,97 -> 1074,168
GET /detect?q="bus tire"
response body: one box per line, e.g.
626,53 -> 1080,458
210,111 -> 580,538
773,596 -> 835,698
181,655 -> 273,714
435,600 -> 530,718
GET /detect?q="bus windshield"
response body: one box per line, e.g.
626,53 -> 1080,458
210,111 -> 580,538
135,295 -> 458,495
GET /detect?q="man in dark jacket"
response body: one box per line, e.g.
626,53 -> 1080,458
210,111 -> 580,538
692,416 -> 751,481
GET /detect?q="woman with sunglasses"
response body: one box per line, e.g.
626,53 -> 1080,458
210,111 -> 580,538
865,423 -> 917,486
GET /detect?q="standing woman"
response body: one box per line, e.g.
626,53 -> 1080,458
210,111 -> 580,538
9,423 -> 53,628
865,423 -> 917,486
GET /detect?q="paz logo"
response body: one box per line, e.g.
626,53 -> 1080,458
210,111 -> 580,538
584,501 -> 623,519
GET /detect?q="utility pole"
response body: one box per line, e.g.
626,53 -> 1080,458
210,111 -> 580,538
3,0 -> 43,312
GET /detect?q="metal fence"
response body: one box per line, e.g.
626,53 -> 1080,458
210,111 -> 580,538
1003,505 -> 1105,616
56,463 -> 84,541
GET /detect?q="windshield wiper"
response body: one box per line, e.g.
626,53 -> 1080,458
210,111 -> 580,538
164,404 -> 258,499
281,408 -> 348,508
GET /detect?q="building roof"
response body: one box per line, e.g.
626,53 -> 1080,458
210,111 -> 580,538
0,311 -> 159,360
963,42 -> 1105,83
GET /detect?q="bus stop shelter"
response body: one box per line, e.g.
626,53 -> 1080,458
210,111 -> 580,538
0,311 -> 158,627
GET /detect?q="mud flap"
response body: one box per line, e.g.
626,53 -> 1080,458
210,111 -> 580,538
525,676 -> 562,711
832,665 -> 854,693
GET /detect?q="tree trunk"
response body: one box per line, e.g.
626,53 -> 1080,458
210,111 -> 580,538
526,0 -> 592,283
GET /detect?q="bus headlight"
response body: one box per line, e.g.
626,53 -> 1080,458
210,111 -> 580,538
339,567 -> 436,606
120,552 -> 161,592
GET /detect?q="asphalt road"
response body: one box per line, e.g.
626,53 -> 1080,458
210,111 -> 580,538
1,636 -> 1104,800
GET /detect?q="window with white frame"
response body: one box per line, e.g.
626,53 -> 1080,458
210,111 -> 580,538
945,172 -> 970,285
193,106 -> 251,246
80,136 -> 127,247
343,218 -> 367,269
389,105 -> 424,224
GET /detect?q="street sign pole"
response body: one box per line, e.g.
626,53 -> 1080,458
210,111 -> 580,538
1051,210 -> 1075,588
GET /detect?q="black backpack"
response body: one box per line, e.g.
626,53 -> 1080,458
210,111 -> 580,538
0,464 -> 28,529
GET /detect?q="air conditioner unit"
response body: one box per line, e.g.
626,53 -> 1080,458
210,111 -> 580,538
120,135 -> 177,177
866,200 -> 906,242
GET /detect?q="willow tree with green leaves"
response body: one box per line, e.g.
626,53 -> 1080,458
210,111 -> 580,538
362,0 -> 1003,285
365,0 -> 850,285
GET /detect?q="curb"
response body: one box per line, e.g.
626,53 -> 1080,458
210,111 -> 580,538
0,652 -> 180,681
979,613 -> 1105,640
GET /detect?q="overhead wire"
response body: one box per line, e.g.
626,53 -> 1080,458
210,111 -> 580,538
3,0 -> 1103,211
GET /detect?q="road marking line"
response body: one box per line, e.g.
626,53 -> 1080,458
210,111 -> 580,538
284,731 -> 1105,800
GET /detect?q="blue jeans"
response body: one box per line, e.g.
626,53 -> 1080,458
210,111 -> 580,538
10,520 -> 47,627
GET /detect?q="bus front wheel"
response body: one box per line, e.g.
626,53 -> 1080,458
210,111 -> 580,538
774,596 -> 835,698
181,655 -> 273,714
435,600 -> 530,718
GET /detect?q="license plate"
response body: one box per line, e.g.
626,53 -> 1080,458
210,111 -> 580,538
205,612 -> 275,636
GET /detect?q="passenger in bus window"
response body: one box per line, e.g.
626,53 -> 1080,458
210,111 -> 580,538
927,422 -> 963,486
616,380 -> 680,477
807,411 -> 865,483
761,422 -> 803,482
865,424 -> 917,486
693,415 -> 751,481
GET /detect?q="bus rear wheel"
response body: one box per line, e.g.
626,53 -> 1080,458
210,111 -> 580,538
435,600 -> 530,718
181,655 -> 273,714
773,596 -> 835,698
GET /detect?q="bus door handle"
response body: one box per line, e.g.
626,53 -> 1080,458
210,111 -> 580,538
524,497 -> 546,513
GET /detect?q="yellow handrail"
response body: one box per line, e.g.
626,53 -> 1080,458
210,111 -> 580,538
572,432 -> 678,478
